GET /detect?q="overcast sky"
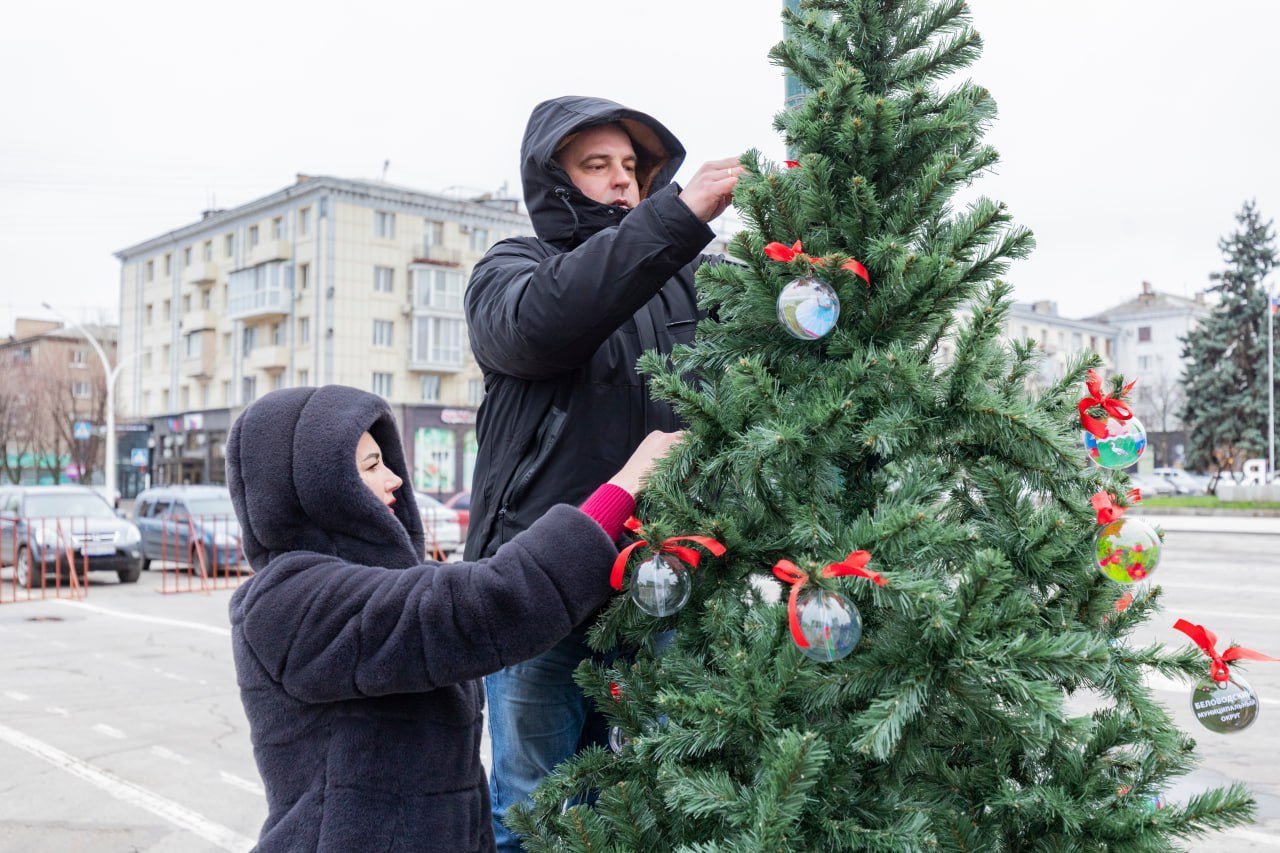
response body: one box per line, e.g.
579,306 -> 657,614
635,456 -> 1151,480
3,1 -> 1278,338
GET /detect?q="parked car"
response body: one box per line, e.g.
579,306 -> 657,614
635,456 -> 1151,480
414,492 -> 463,556
444,490 -> 471,543
1150,467 -> 1208,495
132,485 -> 246,574
0,485 -> 144,585
1128,472 -> 1177,497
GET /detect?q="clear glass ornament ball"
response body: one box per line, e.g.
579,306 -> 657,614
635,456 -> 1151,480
607,725 -> 631,753
795,588 -> 863,663
1095,517 -> 1161,585
630,554 -> 692,617
776,276 -> 840,340
1084,416 -> 1147,469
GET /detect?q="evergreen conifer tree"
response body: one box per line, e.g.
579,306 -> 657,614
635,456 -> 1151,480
512,2 -> 1257,848
1180,201 -> 1278,484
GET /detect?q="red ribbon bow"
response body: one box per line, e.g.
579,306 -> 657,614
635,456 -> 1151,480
771,551 -> 886,649
784,160 -> 801,169
762,240 -> 872,285
610,517 -> 726,590
608,682 -> 622,702
1173,619 -> 1279,683
1078,369 -> 1136,439
1091,489 -> 1141,524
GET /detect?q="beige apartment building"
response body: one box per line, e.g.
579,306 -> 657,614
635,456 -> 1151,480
115,175 -> 533,495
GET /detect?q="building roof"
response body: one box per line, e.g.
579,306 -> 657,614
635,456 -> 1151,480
3,320 -> 118,348
1085,283 -> 1210,323
114,174 -> 530,260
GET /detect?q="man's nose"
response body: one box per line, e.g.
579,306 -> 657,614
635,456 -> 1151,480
611,163 -> 631,186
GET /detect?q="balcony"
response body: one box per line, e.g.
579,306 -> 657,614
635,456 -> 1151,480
228,286 -> 289,321
180,309 -> 218,332
181,344 -> 216,380
182,261 -> 218,285
418,244 -> 462,267
246,345 -> 288,372
250,239 -> 291,265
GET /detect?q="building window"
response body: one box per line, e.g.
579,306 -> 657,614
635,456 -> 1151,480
183,332 -> 201,359
299,207 -> 312,235
225,233 -> 235,258
142,390 -> 151,411
145,260 -> 154,282
181,386 -> 190,410
421,375 -> 441,402
299,262 -> 310,291
1138,355 -> 1152,370
468,378 -> 484,406
182,293 -> 192,314
469,228 -> 490,253
163,253 -> 172,276
163,299 -> 171,321
162,343 -> 171,364
223,381 -> 232,404
272,322 -> 284,346
144,352 -> 153,370
297,368 -> 309,386
410,267 -> 466,368
1138,326 -> 1152,342
201,289 -> 212,309
72,381 -> 91,399
298,317 -> 310,345
272,216 -> 283,240
374,210 -> 396,239
203,240 -> 213,261
271,373 -> 284,391
425,220 -> 444,247
242,325 -> 257,356
412,267 -> 464,311
374,266 -> 394,293
372,372 -> 393,398
145,304 -> 154,326
222,332 -> 232,356
242,376 -> 257,404
414,317 -> 465,367
249,225 -> 260,248
373,319 -> 394,347
184,246 -> 192,266
70,348 -> 86,367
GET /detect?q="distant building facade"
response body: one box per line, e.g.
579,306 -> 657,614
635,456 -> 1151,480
115,175 -> 533,495
1005,300 -> 1118,388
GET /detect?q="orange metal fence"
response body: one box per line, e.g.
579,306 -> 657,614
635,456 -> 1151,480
0,514 -> 89,604
157,513 -> 250,595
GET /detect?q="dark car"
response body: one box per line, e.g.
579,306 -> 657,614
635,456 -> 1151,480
0,485 -> 144,586
132,485 -> 246,575
444,490 -> 471,543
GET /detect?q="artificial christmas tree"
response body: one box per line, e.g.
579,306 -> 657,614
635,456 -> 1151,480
511,1 -> 1257,848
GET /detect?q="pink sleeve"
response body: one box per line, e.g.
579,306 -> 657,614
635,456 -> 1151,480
578,483 -> 636,541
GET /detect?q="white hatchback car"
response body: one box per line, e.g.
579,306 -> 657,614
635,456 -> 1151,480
414,492 -> 463,557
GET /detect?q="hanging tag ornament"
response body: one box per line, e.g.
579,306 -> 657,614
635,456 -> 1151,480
763,240 -> 870,341
1174,619 -> 1279,733
771,551 -> 886,662
611,518 -> 725,617
1078,370 -> 1146,468
1092,490 -> 1161,585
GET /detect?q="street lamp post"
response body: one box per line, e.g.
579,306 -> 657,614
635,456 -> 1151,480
1269,286 -> 1275,481
41,302 -> 143,504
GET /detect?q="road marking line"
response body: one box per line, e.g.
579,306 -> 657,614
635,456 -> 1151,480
50,599 -> 231,637
0,721 -> 254,852
4,691 -> 31,702
219,770 -> 265,797
1154,580 -> 1280,596
92,724 -> 126,740
1155,608 -> 1276,623
151,745 -> 191,765
45,707 -> 69,718
152,667 -> 189,683
1223,827 -> 1280,847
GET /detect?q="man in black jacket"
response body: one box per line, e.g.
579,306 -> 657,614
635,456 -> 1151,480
465,95 -> 739,849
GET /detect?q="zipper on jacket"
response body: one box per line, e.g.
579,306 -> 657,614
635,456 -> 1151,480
493,406 -> 567,549
553,187 -> 581,244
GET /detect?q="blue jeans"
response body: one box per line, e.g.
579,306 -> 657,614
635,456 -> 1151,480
485,628 -> 673,851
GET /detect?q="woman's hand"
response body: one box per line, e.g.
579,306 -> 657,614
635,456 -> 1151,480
607,430 -> 685,498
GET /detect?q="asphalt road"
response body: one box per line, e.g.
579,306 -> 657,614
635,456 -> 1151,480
0,521 -> 1276,852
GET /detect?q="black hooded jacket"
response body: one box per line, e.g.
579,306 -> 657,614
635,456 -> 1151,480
226,385 -> 620,852
465,96 -> 714,560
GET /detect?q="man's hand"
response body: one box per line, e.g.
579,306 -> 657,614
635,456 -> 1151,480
678,157 -> 744,222
607,430 -> 686,498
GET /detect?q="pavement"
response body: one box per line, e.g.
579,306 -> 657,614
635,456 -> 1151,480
1133,512 -> 1280,536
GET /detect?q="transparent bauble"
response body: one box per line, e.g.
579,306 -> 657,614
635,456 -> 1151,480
776,276 -> 840,340
1095,517 -> 1161,584
794,588 -> 863,663
1191,672 -> 1260,734
629,554 -> 691,617
607,725 -> 631,753
1084,416 -> 1147,469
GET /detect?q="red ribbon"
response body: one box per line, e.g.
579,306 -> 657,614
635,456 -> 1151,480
610,517 -> 726,590
1091,489 -> 1141,524
763,240 -> 872,286
1078,369 -> 1136,439
771,551 -> 886,649
609,682 -> 621,702
784,160 -> 801,169
1173,619 -> 1280,683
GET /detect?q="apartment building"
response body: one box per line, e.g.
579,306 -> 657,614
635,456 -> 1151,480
115,175 -> 533,494
1005,300 -> 1118,387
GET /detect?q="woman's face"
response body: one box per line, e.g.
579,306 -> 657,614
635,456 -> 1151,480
356,431 -> 403,511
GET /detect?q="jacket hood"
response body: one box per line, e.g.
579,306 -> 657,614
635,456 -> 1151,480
226,385 -> 424,572
521,95 -> 686,247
